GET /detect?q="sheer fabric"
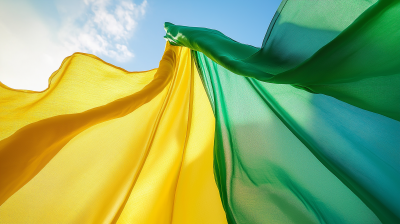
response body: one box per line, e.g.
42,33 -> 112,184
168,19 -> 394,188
164,0 -> 400,223
165,0 -> 400,122
0,44 -> 227,224
195,51 -> 399,223
0,0 -> 399,223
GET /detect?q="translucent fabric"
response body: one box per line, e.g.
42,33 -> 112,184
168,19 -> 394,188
195,51 -> 399,224
164,0 -> 400,223
1,0 -> 399,223
0,44 -> 227,224
164,0 -> 400,122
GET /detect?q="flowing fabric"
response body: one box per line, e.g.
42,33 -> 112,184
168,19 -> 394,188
165,0 -> 400,122
195,51 -> 399,224
1,0 -> 399,223
0,44 -> 227,224
164,0 -> 400,223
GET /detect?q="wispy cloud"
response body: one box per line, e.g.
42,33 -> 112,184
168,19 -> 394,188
0,0 -> 146,91
61,0 -> 147,61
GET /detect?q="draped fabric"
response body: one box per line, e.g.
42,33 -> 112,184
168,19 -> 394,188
194,51 -> 399,224
1,0 -> 399,223
165,0 -> 400,122
0,44 -> 227,224
164,0 -> 400,223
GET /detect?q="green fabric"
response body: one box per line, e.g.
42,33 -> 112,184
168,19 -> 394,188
194,51 -> 400,224
165,0 -> 400,122
165,0 -> 400,223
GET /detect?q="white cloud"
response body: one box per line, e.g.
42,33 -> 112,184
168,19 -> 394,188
59,0 -> 147,60
0,0 -> 146,91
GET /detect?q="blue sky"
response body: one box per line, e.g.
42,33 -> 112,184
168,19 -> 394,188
0,0 -> 281,91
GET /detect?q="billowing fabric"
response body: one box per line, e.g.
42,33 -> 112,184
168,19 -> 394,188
165,0 -> 400,122
164,0 -> 400,223
195,51 -> 399,224
0,44 -> 227,224
1,0 -> 399,223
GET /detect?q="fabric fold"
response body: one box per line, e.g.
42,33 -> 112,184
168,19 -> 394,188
194,51 -> 400,224
0,44 -> 177,207
1,0 -> 399,223
0,44 -> 226,224
165,0 -> 400,121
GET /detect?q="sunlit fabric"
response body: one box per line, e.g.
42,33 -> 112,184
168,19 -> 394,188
0,44 -> 227,224
1,0 -> 399,223
164,0 -> 400,223
165,0 -> 400,122
195,51 -> 399,224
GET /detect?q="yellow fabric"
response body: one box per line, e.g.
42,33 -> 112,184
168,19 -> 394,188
0,44 -> 227,224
